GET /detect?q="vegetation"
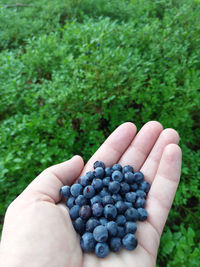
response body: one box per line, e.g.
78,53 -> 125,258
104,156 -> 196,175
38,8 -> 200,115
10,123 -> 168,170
0,0 -> 199,265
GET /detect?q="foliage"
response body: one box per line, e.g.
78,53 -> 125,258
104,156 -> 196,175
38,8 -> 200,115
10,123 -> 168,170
0,0 -> 200,265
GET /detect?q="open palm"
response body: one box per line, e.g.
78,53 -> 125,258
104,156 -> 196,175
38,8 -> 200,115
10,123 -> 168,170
0,121 -> 182,267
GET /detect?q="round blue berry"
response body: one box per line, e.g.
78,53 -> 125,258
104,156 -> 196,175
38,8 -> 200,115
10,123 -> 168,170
103,176 -> 111,186
134,171 -> 144,183
122,234 -> 137,250
112,170 -> 123,182
75,195 -> 88,206
90,195 -> 102,205
105,167 -> 113,177
73,217 -> 85,234
131,183 -> 138,191
108,181 -> 120,193
99,187 -> 110,197
124,201 -> 132,209
94,167 -> 105,178
60,185 -> 71,198
116,215 -> 126,226
95,242 -> 109,258
83,185 -> 95,198
80,232 -> 96,252
124,172 -> 135,184
92,178 -> 103,191
117,226 -> 126,238
115,201 -> 127,214
85,171 -> 95,181
99,217 -> 108,226
93,225 -> 108,242
70,183 -> 83,197
69,205 -> 80,220
125,222 -> 137,234
78,175 -> 90,187
122,165 -> 134,174
79,205 -> 92,220
137,208 -> 148,221
139,181 -> 150,193
110,237 -> 122,252
125,192 -> 137,203
94,161 -> 105,169
106,221 -> 118,236
125,207 -> 139,221
120,182 -> 130,194
66,196 -> 75,209
135,197 -> 146,208
104,204 -> 117,220
86,218 -> 100,232
102,195 -> 114,206
92,203 -> 103,217
112,193 -> 122,202
112,163 -> 122,171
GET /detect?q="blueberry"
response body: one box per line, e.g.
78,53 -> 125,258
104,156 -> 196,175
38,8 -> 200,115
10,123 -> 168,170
94,161 -> 105,169
131,183 -> 138,191
73,217 -> 85,234
122,234 -> 137,250
112,170 -> 123,182
86,218 -> 100,232
66,196 -> 75,208
106,221 -> 118,236
125,192 -> 136,203
103,176 -> 111,186
117,226 -> 126,238
69,205 -> 80,220
95,242 -> 109,258
60,185 -> 71,198
93,225 -> 108,242
78,175 -> 90,187
85,171 -> 95,181
112,193 -> 122,202
110,237 -> 122,252
135,197 -> 146,208
116,215 -> 126,226
83,185 -> 95,198
136,190 -> 146,199
105,167 -> 113,177
104,204 -> 117,220
125,207 -> 139,221
124,201 -> 132,209
102,195 -> 114,206
92,203 -> 103,217
112,163 -> 122,171
94,167 -> 105,179
120,182 -> 130,194
108,181 -> 120,193
124,172 -> 135,184
125,222 -> 137,234
99,187 -> 110,197
75,195 -> 88,206
80,232 -> 96,252
70,184 -> 83,197
97,42 -> 100,47
122,165 -> 134,174
134,171 -> 144,183
90,195 -> 102,205
99,217 -> 108,226
115,201 -> 127,214
137,208 -> 148,221
92,178 -> 103,191
139,181 -> 150,193
79,205 -> 92,220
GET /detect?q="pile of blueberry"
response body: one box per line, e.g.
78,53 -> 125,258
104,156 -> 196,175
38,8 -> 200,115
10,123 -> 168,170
60,161 -> 150,258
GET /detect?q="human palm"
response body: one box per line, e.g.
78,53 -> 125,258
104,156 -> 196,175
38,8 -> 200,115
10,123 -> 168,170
0,121 -> 181,267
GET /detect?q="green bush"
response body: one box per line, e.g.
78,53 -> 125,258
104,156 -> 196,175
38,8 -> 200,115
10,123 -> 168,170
0,0 -> 200,265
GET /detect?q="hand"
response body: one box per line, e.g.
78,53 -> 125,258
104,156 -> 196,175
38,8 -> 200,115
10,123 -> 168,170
0,121 -> 182,267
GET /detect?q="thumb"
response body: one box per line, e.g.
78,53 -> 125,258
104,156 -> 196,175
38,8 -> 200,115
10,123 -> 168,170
20,155 -> 84,204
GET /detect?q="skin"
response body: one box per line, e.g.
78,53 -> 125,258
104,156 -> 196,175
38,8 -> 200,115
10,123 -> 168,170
0,121 -> 182,267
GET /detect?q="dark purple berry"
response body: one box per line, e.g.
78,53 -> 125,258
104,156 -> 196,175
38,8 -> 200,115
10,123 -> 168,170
83,185 -> 95,198
79,205 -> 92,220
92,203 -> 103,217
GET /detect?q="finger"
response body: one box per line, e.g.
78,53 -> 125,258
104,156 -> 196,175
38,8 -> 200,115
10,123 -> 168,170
140,128 -> 179,184
21,155 -> 84,203
119,121 -> 163,170
146,144 -> 182,236
82,122 -> 137,174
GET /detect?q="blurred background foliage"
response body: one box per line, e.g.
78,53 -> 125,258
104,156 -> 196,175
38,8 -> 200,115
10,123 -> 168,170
0,0 -> 200,265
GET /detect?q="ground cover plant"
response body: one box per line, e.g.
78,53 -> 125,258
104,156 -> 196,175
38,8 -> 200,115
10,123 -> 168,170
0,0 -> 200,265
